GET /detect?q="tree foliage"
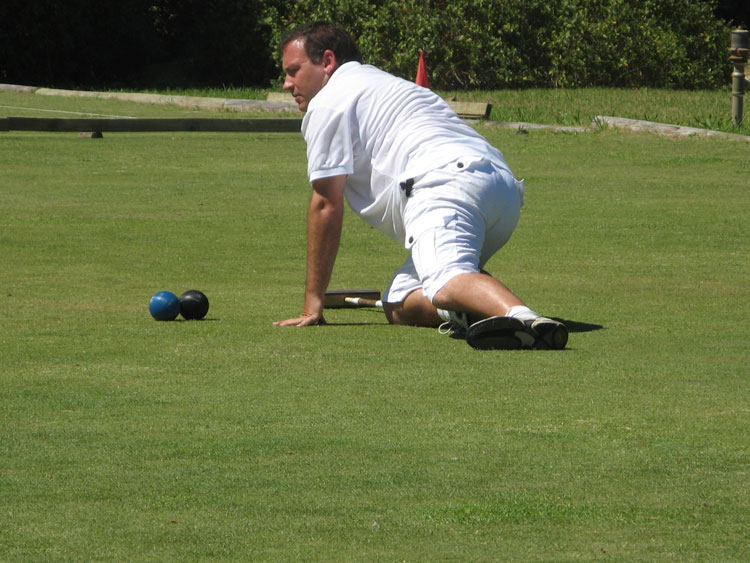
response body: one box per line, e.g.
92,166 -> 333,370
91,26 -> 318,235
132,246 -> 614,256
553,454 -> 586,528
0,0 -> 160,88
0,0 -> 278,89
273,0 -> 730,89
0,0 -> 735,90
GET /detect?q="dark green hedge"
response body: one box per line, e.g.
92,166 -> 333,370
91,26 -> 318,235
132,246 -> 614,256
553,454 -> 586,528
0,0 -> 277,89
0,0 -> 736,90
274,0 -> 731,89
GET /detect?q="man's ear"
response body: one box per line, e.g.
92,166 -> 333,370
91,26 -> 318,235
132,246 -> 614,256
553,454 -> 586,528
322,49 -> 338,76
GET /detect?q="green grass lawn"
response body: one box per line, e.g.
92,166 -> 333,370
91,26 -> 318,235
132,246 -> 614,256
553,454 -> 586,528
117,85 -> 750,135
3,84 -> 750,134
1,90 -> 749,560
454,87 -> 750,135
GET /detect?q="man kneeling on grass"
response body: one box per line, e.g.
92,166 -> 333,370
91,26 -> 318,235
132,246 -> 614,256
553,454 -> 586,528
273,21 -> 567,350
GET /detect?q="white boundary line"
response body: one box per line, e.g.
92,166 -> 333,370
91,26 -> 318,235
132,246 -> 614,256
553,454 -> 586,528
0,105 -> 134,118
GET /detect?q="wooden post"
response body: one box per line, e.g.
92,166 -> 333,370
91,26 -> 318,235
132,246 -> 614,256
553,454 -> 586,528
730,29 -> 749,126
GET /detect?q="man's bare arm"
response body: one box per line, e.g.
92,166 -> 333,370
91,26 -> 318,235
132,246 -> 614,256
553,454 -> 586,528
274,175 -> 346,326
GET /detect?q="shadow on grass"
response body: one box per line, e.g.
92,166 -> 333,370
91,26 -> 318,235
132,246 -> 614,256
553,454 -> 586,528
554,318 -> 604,333
157,318 -> 221,322
322,316 -> 604,331
324,322 -> 391,326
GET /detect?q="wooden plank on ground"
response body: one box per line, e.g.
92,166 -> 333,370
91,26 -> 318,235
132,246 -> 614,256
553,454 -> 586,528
592,116 -> 750,141
266,92 -> 292,102
447,101 -> 492,119
1,117 -> 303,133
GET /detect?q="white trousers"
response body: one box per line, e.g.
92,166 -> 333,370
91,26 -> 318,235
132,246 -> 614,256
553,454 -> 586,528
383,157 -> 524,304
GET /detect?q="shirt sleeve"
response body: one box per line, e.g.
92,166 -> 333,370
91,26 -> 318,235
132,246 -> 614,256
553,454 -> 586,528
303,106 -> 354,183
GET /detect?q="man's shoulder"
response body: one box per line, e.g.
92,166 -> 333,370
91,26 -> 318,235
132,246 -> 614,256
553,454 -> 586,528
312,63 -> 410,111
307,65 -> 368,113
334,61 -> 381,78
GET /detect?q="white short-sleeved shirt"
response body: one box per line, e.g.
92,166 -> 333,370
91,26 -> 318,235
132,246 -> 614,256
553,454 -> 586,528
302,62 -> 510,243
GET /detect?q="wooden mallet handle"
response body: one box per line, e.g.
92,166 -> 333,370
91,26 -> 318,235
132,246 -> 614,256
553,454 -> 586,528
344,297 -> 383,308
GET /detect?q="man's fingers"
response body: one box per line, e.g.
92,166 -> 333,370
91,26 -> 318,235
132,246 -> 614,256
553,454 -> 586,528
273,314 -> 326,327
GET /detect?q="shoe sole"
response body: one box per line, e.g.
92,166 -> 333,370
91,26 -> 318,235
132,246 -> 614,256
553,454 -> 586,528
528,318 -> 569,350
466,316 -> 536,350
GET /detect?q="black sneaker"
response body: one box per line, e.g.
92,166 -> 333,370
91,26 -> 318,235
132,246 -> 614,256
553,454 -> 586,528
437,310 -> 470,339
525,317 -> 568,350
465,316 -> 536,350
465,315 -> 569,350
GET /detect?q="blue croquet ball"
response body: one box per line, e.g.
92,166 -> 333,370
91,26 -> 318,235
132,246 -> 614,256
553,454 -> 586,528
149,291 -> 180,321
179,289 -> 209,320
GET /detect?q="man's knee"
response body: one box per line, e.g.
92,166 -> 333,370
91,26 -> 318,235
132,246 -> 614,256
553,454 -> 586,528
383,302 -> 401,325
383,291 -> 441,327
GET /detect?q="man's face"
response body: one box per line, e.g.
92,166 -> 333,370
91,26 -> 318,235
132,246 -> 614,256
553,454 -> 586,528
282,39 -> 330,113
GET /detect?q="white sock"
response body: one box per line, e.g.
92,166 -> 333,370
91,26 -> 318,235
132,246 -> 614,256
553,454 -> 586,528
507,305 -> 539,321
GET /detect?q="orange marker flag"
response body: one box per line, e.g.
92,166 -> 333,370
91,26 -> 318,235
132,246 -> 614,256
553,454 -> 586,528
416,50 -> 430,89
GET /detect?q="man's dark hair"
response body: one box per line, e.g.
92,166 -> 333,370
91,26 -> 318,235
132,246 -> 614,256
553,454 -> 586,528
279,21 -> 362,65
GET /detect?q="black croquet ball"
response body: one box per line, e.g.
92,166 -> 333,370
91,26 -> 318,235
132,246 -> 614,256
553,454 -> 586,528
179,290 -> 209,320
